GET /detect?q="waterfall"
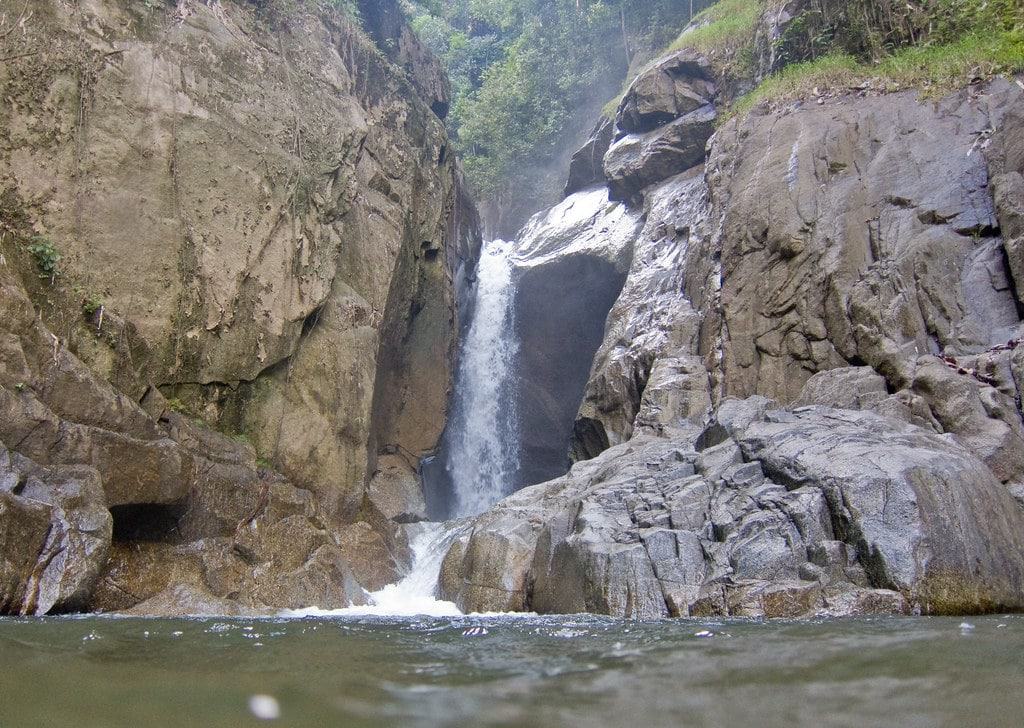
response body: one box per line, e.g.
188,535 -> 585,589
286,239 -> 522,618
285,522 -> 466,618
444,238 -> 520,518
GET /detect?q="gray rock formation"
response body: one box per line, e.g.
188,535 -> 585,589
508,188 -> 642,488
605,106 -> 717,204
603,50 -> 717,204
0,446 -> 112,615
573,168 -> 708,459
613,51 -> 715,136
446,58 -> 1024,617
442,404 -> 1024,617
565,119 -> 614,197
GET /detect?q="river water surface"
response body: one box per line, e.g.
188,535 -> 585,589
1,614 -> 1021,727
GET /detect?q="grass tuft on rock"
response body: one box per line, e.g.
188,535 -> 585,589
601,0 -> 759,118
733,30 -> 1024,117
668,0 -> 761,57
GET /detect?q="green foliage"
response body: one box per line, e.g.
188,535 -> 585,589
406,0 -> 698,211
231,431 -> 255,447
82,293 -> 104,316
669,0 -> 760,56
166,397 -> 189,414
27,237 -> 60,281
733,1 -> 1024,117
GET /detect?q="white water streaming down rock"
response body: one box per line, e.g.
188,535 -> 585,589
285,523 -> 466,618
446,238 -> 520,518
287,240 -> 522,618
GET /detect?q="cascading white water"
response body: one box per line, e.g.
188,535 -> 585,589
285,239 -> 522,618
445,238 -> 520,518
285,523 -> 465,618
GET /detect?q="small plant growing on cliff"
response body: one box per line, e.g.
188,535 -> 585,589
82,294 -> 104,316
27,237 -> 60,281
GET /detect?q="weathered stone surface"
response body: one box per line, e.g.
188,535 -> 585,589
614,50 -> 715,137
564,118 -> 614,197
126,584 -> 263,618
0,0 -> 477,521
605,106 -> 716,204
690,81 -> 1022,408
356,0 -> 452,118
987,79 -> 1024,295
739,407 -> 1024,608
634,355 -> 712,436
1,240 -> 405,615
0,0 -> 478,615
94,482 -> 374,614
0,446 -> 112,615
795,367 -> 889,410
573,169 -> 706,460
367,454 -> 428,524
442,403 -> 1024,617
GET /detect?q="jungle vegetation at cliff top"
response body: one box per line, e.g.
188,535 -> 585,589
736,0 -> 1024,114
402,0 -> 709,227
666,0 -> 1024,116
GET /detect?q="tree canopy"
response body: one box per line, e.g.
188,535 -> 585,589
403,0 -> 702,235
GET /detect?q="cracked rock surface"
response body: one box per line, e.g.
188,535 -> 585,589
442,404 -> 1024,617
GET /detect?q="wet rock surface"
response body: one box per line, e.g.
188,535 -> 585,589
565,119 -> 614,197
457,60 -> 1024,617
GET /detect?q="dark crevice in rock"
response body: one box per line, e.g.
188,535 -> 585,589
570,417 -> 611,462
301,305 -> 325,338
694,424 -> 730,452
999,244 -> 1024,319
110,502 -> 187,544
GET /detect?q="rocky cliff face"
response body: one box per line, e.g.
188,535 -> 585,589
440,37 -> 1024,617
0,0 -> 478,614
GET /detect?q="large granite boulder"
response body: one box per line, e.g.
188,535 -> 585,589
441,403 -> 1024,617
600,49 -> 717,204
604,106 -> 716,204
614,50 -> 715,136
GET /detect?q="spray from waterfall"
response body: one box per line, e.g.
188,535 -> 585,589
445,238 -> 520,518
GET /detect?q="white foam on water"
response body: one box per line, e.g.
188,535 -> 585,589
283,523 -> 465,619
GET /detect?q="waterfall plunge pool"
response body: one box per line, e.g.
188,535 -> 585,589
1,613 -> 1021,726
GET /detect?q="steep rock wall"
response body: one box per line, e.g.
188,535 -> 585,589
441,40 -> 1024,617
0,0 -> 479,614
